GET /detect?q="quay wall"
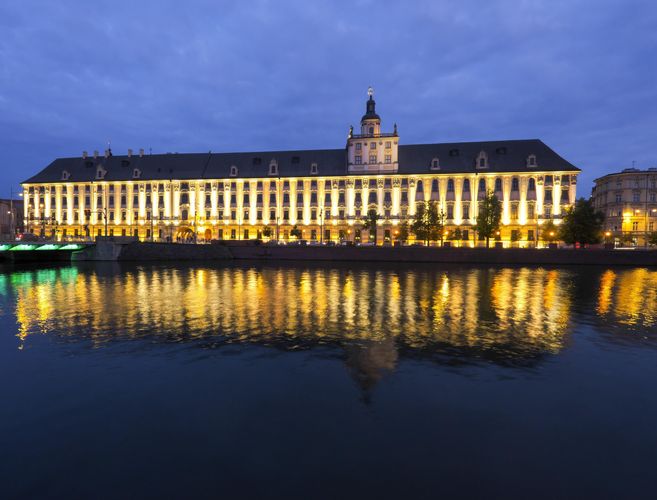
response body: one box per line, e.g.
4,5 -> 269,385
7,241 -> 657,267
226,244 -> 657,267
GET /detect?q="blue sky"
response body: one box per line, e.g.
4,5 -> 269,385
1,0 -> 656,197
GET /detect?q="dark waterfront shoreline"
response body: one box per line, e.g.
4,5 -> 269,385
66,240 -> 657,266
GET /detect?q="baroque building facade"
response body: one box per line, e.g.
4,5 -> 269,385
22,91 -> 580,245
592,168 -> 657,246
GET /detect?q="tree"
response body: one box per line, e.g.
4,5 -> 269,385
474,191 -> 502,248
396,220 -> 409,244
451,228 -> 462,241
649,232 -> 657,247
290,225 -> 302,239
411,201 -> 445,245
541,220 -> 558,243
262,226 -> 273,238
364,208 -> 379,244
558,198 -> 605,247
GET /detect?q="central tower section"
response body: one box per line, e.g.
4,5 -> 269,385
347,88 -> 399,173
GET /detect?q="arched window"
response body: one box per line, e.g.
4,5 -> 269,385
369,126 -> 374,135
511,177 -> 519,191
181,209 -> 188,220
447,179 -> 454,192
478,178 -> 486,192
495,178 -> 502,192
416,180 -> 424,192
180,193 -> 189,204
528,178 -> 536,191
463,179 -> 470,193
431,179 -> 439,193
230,166 -> 238,177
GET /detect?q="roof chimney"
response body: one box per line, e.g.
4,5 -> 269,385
128,148 -> 133,158
93,150 -> 99,159
139,148 -> 144,157
82,151 -> 88,159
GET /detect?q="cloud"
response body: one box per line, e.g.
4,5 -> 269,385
1,0 -> 656,192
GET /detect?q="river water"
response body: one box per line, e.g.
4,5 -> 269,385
1,262 -> 656,499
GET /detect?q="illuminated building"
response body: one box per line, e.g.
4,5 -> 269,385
22,89 -> 579,245
592,168 -> 657,246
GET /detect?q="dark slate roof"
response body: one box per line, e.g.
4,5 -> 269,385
397,139 -> 579,174
23,139 -> 578,184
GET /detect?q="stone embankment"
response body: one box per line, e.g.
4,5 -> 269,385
38,239 -> 657,266
226,243 -> 657,267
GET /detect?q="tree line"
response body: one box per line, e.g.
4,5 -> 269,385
357,191 -> 609,247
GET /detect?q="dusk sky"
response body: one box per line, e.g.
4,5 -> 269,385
1,0 -> 656,197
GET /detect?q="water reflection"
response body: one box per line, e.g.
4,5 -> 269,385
2,263 -> 656,386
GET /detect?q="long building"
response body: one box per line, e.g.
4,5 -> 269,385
592,168 -> 657,246
22,90 -> 580,245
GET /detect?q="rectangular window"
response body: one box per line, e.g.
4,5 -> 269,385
355,156 -> 362,165
615,194 -> 622,203
385,155 -> 392,164
632,222 -> 639,231
370,142 -> 376,149
356,143 -> 362,151
463,206 -> 470,219
369,155 -> 377,164
385,141 -> 391,149
633,192 -> 640,202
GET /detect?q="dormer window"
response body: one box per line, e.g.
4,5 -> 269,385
310,163 -> 318,175
230,165 -> 238,177
476,151 -> 488,169
132,169 -> 141,179
268,161 -> 278,176
95,166 -> 106,180
527,154 -> 537,168
430,158 -> 440,170
61,170 -> 70,181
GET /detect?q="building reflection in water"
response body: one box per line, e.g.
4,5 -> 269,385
596,268 -> 657,329
2,264 -> 656,387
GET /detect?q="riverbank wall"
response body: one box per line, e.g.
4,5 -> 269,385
72,241 -> 233,261
226,244 -> 657,267
28,240 -> 657,267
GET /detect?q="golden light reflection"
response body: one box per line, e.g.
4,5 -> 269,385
6,265 -> 657,361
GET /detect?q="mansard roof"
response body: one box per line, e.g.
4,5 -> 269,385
23,139 -> 578,184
